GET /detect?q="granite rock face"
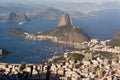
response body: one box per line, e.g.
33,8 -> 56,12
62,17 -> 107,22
58,13 -> 73,27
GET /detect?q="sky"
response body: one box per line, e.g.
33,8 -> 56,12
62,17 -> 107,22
0,0 -> 117,4
57,0 -> 115,3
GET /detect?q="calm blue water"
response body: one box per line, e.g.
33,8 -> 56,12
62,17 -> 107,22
0,19 -> 72,63
0,9 -> 120,63
73,9 -> 120,40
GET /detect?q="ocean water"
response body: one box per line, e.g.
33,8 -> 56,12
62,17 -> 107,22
0,9 -> 120,63
0,19 -> 72,63
73,9 -> 120,40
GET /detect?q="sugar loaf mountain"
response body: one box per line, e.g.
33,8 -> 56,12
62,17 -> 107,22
40,13 -> 90,43
8,13 -> 90,44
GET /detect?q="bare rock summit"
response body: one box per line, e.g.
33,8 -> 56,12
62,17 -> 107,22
58,13 -> 73,27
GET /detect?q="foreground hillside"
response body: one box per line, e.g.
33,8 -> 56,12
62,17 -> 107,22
108,30 -> 120,46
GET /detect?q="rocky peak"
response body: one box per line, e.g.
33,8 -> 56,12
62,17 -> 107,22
58,13 -> 73,27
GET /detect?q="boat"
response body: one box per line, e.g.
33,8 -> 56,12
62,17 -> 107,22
18,22 -> 25,25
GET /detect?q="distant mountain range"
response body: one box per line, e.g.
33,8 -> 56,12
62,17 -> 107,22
25,8 -> 63,20
0,1 -> 120,21
0,12 -> 29,24
0,6 -> 63,19
46,1 -> 120,14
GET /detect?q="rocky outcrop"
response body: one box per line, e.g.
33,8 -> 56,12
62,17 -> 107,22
108,30 -> 120,46
58,13 -> 73,27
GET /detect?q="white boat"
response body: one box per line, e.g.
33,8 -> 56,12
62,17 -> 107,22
19,22 -> 25,25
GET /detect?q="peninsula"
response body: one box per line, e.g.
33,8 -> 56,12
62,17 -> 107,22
7,28 -> 27,36
25,13 -> 90,44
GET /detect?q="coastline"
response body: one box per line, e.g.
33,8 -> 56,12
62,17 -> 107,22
0,32 -> 120,80
24,32 -> 120,53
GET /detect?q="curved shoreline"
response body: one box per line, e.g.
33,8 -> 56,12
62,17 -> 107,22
24,32 -> 120,54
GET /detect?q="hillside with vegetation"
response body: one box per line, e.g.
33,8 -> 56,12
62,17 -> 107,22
41,25 -> 90,43
108,30 -> 120,47
7,28 -> 26,36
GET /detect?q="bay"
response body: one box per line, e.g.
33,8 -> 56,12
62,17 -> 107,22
0,9 -> 120,63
